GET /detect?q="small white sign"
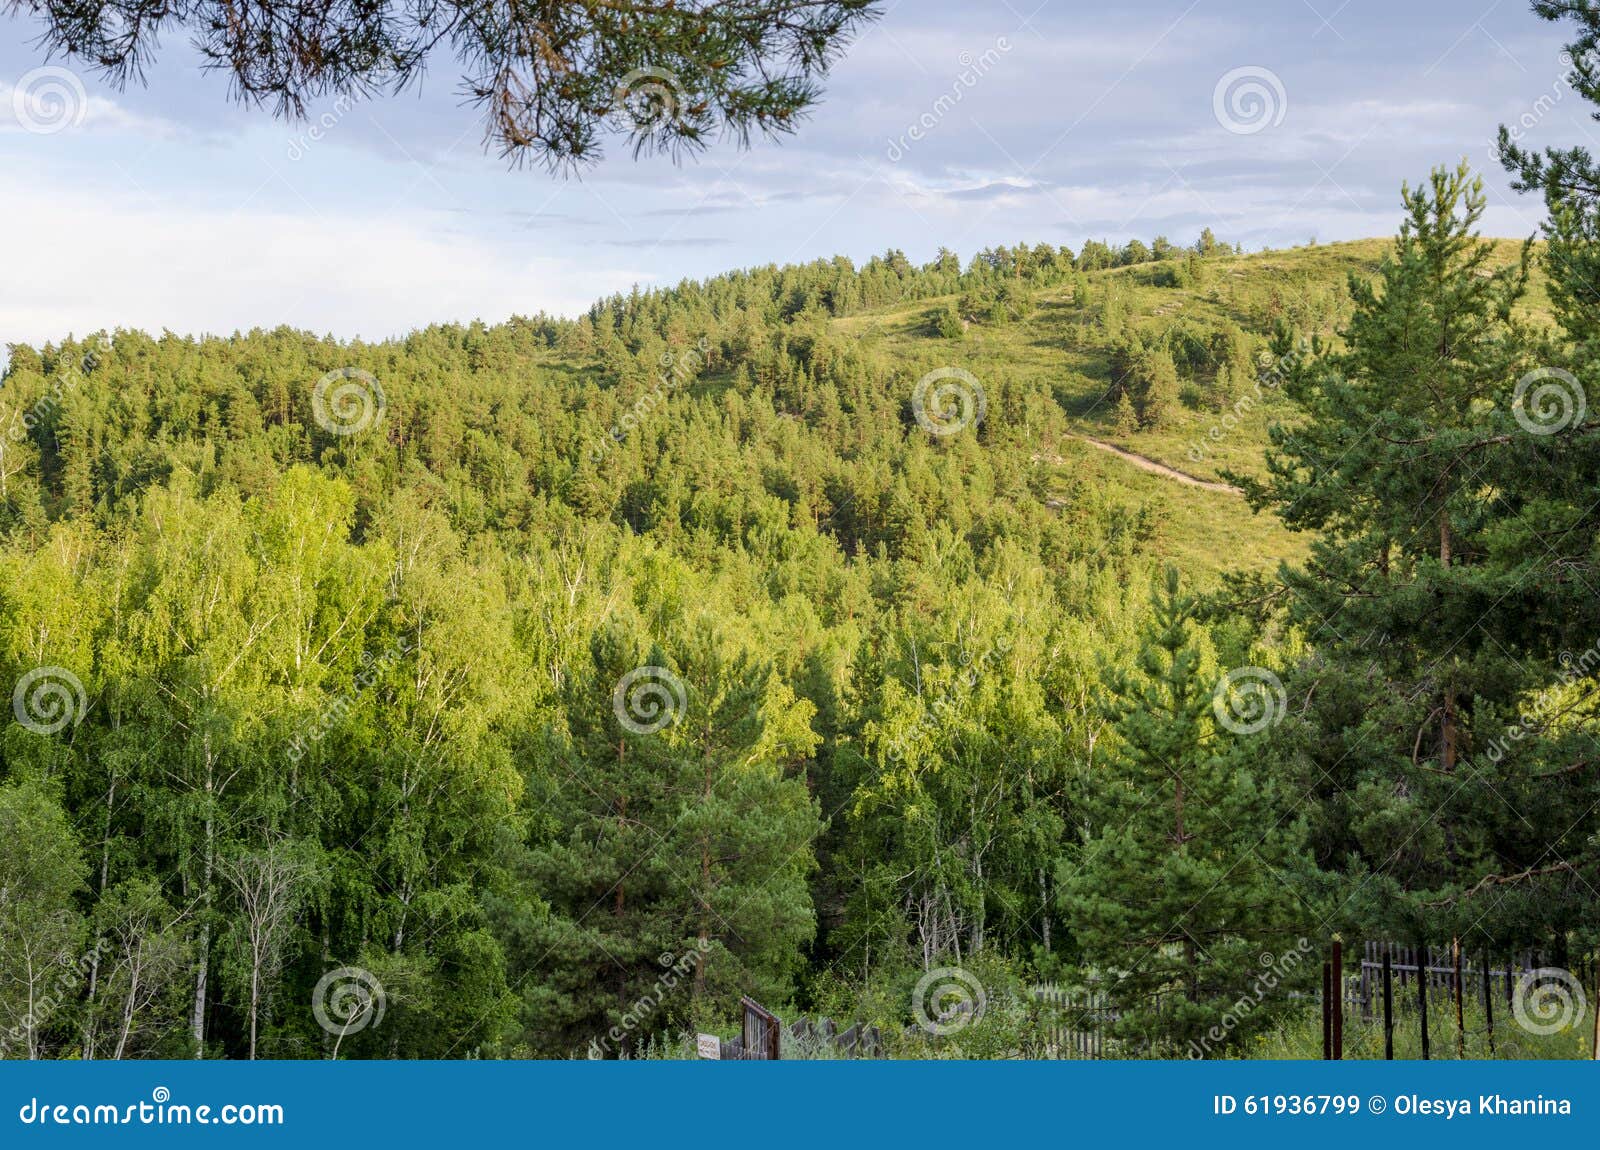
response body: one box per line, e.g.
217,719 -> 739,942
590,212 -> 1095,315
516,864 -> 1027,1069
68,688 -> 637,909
696,1033 -> 721,1060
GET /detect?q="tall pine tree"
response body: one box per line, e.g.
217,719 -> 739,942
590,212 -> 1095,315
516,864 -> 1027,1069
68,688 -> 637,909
1060,568 -> 1308,1056
1236,163 -> 1600,955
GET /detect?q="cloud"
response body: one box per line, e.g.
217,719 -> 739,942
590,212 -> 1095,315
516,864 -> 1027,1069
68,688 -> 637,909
604,236 -> 732,249
0,75 -> 186,140
0,0 -> 1573,347
0,171 -> 646,347
942,178 -> 1050,202
638,204 -> 744,218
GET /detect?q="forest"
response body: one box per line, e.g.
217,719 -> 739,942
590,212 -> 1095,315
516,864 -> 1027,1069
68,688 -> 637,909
5,33 -> 1600,1053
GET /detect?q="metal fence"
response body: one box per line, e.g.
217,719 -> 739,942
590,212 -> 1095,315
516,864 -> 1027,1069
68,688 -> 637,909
1350,942 -> 1534,1021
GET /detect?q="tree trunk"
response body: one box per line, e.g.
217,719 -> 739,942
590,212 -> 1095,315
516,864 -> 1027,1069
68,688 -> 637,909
248,961 -> 260,1060
24,949 -> 39,1059
190,734 -> 215,1059
694,752 -> 711,1001
1440,515 -> 1458,771
615,745 -> 628,1057
114,947 -> 144,1061
1174,774 -> 1186,848
1038,868 -> 1051,952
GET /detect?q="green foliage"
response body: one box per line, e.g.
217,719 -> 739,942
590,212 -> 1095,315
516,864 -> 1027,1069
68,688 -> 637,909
11,0 -> 884,170
1500,0 -> 1600,344
1060,570 -> 1309,1056
0,236 -> 1216,1059
0,194 -> 1583,1062
1113,392 -> 1140,436
0,780 -> 87,1059
1136,348 -> 1182,429
1228,166 -> 1600,952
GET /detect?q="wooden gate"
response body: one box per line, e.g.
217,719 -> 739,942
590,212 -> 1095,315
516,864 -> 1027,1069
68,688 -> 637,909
738,996 -> 781,1060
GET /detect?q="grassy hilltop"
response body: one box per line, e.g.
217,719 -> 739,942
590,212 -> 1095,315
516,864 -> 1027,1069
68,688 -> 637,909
830,237 -> 1546,576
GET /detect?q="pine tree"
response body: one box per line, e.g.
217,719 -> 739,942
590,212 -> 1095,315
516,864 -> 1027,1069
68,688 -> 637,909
1137,348 -> 1181,429
1113,391 -> 1140,436
935,301 -> 964,340
1494,2 -> 1600,650
513,611 -> 821,1055
18,1 -> 882,170
1207,363 -> 1233,412
1232,165 -> 1600,949
1059,569 -> 1308,1056
1500,2 -> 1600,348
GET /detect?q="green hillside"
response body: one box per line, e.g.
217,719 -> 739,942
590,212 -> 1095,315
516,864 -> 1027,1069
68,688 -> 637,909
4,235 -> 1545,583
829,236 -> 1546,576
0,217 -> 1584,1062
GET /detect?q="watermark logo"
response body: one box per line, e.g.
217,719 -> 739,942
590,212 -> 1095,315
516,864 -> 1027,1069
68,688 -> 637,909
1212,667 -> 1286,735
1494,48 -> 1597,165
912,966 -> 987,1036
588,337 -> 711,463
1469,635 -> 1600,773
12,666 -> 87,735
7,335 -> 111,444
11,66 -> 87,135
612,68 -> 685,133
286,637 -> 413,762
885,636 -> 1011,763
312,368 -> 386,437
16,1087 -> 284,1126
0,937 -> 109,1058
581,940 -> 713,1058
1212,66 -> 1287,135
312,966 -> 386,1039
1187,339 -> 1308,464
1511,967 -> 1587,1036
1513,367 -> 1585,436
612,666 -> 687,735
287,92 -> 357,161
912,367 -> 986,437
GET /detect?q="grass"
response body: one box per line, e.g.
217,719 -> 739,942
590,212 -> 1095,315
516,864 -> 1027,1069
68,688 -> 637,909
840,239 -> 1548,478
643,996 -> 1596,1060
833,237 -> 1546,579
1249,997 -> 1595,1060
1048,438 -> 1310,581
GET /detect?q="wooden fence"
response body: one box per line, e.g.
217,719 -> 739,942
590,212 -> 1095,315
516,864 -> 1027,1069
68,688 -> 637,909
1315,941 -> 1554,1059
712,998 -> 887,1060
1031,983 -> 1116,1059
784,987 -> 1113,1059
1348,942 -> 1534,1021
783,1017 -> 887,1059
1032,942 -> 1540,1061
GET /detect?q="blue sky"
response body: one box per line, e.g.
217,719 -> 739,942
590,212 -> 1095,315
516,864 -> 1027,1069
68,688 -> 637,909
0,0 -> 1590,348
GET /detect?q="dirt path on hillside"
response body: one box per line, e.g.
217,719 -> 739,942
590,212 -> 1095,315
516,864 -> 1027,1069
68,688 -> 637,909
1038,436 -> 1243,495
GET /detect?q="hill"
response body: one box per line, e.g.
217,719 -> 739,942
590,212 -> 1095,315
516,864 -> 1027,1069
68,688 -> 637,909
829,236 -> 1546,575
0,232 -> 1555,1060
3,236 -> 1546,580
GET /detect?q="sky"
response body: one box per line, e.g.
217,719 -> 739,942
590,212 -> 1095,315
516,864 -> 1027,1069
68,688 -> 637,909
0,0 -> 1592,350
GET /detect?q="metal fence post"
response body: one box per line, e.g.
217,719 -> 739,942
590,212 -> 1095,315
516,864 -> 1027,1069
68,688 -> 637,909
1382,951 -> 1394,1061
1418,945 -> 1430,1061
